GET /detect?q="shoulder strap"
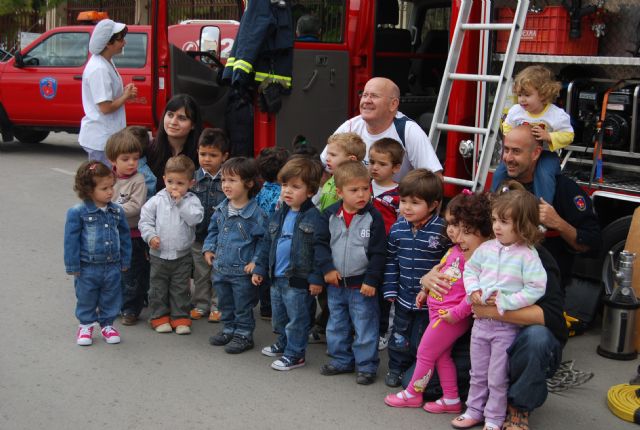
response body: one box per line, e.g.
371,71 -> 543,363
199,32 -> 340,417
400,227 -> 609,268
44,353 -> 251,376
392,115 -> 412,148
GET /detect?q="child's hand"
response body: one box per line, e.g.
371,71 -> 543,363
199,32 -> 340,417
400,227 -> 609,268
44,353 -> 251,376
121,267 -> 128,272
203,251 -> 215,266
416,291 -> 428,308
470,290 -> 483,305
531,125 -> 551,143
360,284 -> 376,297
149,236 -> 161,250
324,270 -> 341,286
251,274 -> 263,286
309,284 -> 323,296
439,309 -> 457,324
170,190 -> 183,202
244,261 -> 256,274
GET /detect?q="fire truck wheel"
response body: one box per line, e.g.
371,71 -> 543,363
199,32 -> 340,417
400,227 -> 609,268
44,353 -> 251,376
600,216 -> 632,294
13,128 -> 49,144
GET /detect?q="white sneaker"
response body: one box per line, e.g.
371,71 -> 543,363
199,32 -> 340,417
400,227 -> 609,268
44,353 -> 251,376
155,323 -> 172,333
378,335 -> 389,351
175,325 -> 191,335
76,324 -> 94,346
101,325 -> 121,344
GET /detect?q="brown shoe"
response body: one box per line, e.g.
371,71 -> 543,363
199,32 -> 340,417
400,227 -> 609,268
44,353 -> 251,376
121,314 -> 138,326
502,405 -> 529,430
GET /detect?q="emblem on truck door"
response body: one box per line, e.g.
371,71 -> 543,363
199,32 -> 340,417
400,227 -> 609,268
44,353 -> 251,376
39,77 -> 57,100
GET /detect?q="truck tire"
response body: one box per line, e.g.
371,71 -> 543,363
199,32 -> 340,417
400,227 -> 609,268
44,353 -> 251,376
600,216 -> 632,294
13,128 -> 49,144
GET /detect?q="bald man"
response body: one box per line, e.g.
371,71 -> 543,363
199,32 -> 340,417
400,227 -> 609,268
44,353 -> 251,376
490,125 -> 601,286
322,77 -> 442,182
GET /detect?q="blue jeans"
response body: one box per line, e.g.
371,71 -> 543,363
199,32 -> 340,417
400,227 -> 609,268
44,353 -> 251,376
121,237 -> 149,317
387,304 -> 430,375
326,286 -> 380,373
271,277 -> 313,359
214,272 -> 258,339
491,150 -> 560,203
75,263 -> 122,326
507,325 -> 562,412
82,147 -> 111,167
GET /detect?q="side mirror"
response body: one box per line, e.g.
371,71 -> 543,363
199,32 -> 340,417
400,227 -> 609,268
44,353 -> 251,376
13,52 -> 24,68
200,26 -> 221,59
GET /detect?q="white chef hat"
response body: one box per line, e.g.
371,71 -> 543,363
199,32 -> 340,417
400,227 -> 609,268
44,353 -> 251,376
89,19 -> 127,55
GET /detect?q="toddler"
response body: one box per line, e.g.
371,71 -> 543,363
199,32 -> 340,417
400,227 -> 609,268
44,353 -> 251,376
190,128 -> 229,323
126,125 -> 157,199
253,157 -> 324,370
204,157 -> 268,354
382,169 -> 449,388
492,65 -> 574,203
315,160 -> 387,385
64,161 -> 131,345
105,129 -> 148,325
453,183 -> 547,430
139,155 -> 204,334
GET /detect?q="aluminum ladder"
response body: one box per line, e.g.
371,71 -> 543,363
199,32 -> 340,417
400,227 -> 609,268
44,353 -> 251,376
428,0 -> 530,191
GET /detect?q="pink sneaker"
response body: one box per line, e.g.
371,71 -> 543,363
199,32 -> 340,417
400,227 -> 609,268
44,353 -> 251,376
384,390 -> 423,408
101,325 -> 121,344
76,324 -> 94,346
423,398 -> 462,414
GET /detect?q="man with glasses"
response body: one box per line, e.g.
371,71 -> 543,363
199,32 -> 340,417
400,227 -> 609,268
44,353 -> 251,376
321,77 -> 442,182
79,19 -> 138,165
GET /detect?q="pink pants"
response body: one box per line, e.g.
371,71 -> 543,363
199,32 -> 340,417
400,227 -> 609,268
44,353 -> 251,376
407,310 -> 472,398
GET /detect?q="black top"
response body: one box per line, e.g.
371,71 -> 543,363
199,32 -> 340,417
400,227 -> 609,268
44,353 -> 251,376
525,175 -> 602,286
535,245 -> 569,345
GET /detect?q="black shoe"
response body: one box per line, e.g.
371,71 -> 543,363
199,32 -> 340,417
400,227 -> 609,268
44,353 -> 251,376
224,334 -> 254,354
209,331 -> 233,346
356,372 -> 376,385
384,371 -> 402,387
320,363 -> 354,376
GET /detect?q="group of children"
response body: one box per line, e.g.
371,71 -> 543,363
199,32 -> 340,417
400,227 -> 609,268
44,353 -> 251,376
64,64 -> 568,430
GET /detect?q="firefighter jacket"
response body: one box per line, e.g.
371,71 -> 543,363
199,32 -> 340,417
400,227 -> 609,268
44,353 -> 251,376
223,0 -> 294,90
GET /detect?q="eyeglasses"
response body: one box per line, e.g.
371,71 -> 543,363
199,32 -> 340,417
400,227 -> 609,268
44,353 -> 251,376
359,92 -> 396,101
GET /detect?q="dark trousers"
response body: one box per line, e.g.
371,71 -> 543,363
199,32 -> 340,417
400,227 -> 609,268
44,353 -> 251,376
387,305 -> 430,375
121,237 -> 149,317
310,287 -> 330,333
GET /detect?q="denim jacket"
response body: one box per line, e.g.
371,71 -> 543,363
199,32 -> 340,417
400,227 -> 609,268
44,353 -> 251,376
254,198 -> 324,288
203,198 -> 268,276
191,168 -> 225,243
64,200 -> 132,273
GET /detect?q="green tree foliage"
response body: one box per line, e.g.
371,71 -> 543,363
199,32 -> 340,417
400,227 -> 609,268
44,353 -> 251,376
0,0 -> 65,16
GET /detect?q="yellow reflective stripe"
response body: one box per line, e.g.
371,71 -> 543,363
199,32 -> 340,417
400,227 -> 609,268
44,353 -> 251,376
255,72 -> 292,88
233,59 -> 253,74
226,57 -> 236,66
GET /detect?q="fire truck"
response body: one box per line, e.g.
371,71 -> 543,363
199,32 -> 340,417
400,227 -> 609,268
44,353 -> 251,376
149,0 -> 639,296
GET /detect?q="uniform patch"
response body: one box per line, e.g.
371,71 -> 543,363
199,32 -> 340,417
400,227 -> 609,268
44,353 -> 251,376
40,77 -> 57,100
574,195 -> 586,211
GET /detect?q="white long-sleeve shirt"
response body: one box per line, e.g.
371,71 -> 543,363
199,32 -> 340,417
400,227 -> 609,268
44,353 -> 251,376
139,189 -> 204,260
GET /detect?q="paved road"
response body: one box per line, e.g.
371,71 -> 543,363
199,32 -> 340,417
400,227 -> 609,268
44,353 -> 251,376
0,133 -> 636,429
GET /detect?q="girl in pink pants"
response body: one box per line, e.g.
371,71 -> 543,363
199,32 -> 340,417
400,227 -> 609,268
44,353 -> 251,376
384,191 -> 493,414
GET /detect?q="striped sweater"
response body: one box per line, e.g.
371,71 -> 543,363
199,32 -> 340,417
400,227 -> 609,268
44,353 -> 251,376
382,215 -> 449,311
463,239 -> 547,315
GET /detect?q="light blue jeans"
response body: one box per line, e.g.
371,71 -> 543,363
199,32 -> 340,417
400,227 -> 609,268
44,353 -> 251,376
326,285 -> 380,374
270,277 -> 313,359
75,262 -> 122,326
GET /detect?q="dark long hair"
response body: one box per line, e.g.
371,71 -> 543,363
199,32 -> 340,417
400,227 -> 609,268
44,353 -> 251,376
147,94 -> 202,187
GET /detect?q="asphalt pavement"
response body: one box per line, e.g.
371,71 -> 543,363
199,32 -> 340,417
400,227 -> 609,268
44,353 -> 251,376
0,132 -> 637,429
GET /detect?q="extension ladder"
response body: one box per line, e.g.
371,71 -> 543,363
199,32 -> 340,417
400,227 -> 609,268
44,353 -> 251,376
428,0 -> 530,191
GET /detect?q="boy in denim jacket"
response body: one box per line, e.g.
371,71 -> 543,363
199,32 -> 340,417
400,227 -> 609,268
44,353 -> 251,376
203,157 -> 268,354
139,155 -> 204,335
315,160 -> 387,385
252,157 -> 324,370
190,128 -> 229,322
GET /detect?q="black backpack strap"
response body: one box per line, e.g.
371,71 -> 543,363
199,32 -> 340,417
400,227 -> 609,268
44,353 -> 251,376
392,115 -> 411,148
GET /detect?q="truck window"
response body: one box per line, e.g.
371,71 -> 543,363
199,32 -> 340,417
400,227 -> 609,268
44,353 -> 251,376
292,0 -> 345,43
22,32 -> 89,67
113,33 -> 148,68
